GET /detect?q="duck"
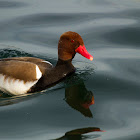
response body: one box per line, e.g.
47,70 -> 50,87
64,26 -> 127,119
0,31 -> 93,95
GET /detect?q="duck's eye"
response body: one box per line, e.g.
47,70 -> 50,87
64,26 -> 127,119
71,39 -> 75,43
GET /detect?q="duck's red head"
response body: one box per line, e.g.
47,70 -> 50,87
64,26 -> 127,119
58,31 -> 93,61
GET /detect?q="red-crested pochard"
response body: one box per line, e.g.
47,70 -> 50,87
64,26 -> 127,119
0,31 -> 93,95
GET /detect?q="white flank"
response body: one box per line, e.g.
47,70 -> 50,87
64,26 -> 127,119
0,74 -> 39,95
36,65 -> 42,79
42,61 -> 53,66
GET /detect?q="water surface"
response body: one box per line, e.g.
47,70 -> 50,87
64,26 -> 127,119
0,0 -> 140,140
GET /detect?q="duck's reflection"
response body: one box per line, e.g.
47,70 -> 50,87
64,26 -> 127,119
54,127 -> 102,140
65,78 -> 94,118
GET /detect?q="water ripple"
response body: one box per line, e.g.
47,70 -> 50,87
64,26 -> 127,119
0,1 -> 26,8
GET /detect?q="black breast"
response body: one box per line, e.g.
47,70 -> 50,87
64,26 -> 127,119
28,59 -> 75,93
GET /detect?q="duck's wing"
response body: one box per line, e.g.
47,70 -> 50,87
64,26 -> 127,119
2,57 -> 53,74
0,60 -> 42,81
0,60 -> 43,95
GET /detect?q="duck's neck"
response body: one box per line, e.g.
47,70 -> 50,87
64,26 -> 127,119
54,58 -> 75,77
55,58 -> 72,67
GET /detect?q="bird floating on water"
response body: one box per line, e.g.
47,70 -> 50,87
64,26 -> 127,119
0,31 -> 93,95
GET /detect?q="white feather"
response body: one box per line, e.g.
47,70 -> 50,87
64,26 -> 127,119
0,74 -> 38,95
42,60 -> 53,66
36,65 -> 42,79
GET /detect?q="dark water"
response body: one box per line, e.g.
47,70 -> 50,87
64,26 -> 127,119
0,0 -> 140,140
